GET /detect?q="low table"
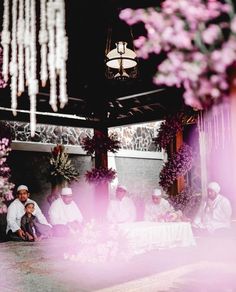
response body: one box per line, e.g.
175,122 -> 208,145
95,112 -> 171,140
119,221 -> 196,254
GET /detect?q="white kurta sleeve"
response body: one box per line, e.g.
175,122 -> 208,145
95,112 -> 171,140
213,198 -> 232,224
6,203 -> 21,233
48,200 -> 67,225
34,202 -> 51,227
71,202 -> 83,223
128,199 -> 136,222
107,201 -> 116,223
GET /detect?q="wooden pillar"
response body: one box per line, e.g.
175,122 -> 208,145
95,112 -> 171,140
167,129 -> 184,196
176,130 -> 185,193
94,127 -> 109,222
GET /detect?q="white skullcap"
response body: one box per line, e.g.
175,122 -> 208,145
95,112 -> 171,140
61,187 -> 73,196
152,188 -> 162,197
17,185 -> 29,192
208,182 -> 220,193
116,185 -> 127,192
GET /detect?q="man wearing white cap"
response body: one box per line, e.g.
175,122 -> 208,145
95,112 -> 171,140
48,187 -> 83,236
197,182 -> 232,234
144,188 -> 174,222
6,185 -> 51,241
107,185 -> 136,223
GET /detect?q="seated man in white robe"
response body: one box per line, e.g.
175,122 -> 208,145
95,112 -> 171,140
6,185 -> 52,241
48,187 -> 83,236
193,182 -> 232,235
144,188 -> 177,222
107,185 -> 136,223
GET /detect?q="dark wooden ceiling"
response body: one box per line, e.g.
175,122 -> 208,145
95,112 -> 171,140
0,0 -> 191,128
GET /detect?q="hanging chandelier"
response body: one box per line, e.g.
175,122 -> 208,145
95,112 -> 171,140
106,41 -> 137,80
1,0 -> 68,136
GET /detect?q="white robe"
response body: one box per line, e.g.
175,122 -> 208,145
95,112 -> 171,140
6,198 -> 51,233
107,197 -> 136,223
48,197 -> 83,225
144,198 -> 174,221
202,194 -> 232,232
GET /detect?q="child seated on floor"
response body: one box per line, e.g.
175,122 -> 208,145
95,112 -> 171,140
21,202 -> 52,241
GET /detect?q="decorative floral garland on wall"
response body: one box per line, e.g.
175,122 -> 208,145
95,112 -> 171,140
153,113 -> 184,151
85,167 -> 117,185
120,0 -> 236,109
159,143 -> 193,192
0,138 -> 14,213
81,133 -> 121,155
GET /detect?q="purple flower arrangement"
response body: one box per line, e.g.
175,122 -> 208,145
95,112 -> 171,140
85,167 -> 117,185
153,113 -> 184,150
159,143 -> 193,192
81,133 -> 121,155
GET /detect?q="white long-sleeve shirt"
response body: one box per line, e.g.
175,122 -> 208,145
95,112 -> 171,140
48,197 -> 83,225
107,197 -> 136,223
6,198 -> 51,233
144,198 -> 174,221
202,194 -> 232,232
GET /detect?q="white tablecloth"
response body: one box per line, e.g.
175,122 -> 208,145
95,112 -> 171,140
119,221 -> 196,254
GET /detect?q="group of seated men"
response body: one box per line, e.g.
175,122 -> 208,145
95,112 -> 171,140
5,181 -> 233,241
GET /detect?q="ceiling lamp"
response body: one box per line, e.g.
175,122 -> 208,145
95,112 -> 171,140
1,0 -> 68,136
106,41 -> 137,80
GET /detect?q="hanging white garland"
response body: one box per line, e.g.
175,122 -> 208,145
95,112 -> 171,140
1,0 -> 68,136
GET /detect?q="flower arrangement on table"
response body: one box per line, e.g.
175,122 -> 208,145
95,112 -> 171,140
156,210 -> 184,222
63,220 -> 132,263
0,138 -> 14,213
81,133 -> 121,155
120,0 -> 236,109
153,113 -> 184,151
159,143 -> 193,192
168,187 -> 202,220
49,144 -> 79,185
85,167 -> 117,185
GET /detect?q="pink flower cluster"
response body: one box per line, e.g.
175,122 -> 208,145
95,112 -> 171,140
81,133 -> 121,155
85,167 -> 117,185
159,143 -> 193,192
120,1 -> 236,109
0,138 -> 14,213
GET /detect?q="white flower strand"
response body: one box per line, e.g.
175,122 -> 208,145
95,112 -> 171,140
39,0 -> 48,87
24,0 -> 30,84
47,0 -> 57,112
29,0 -> 38,136
1,0 -> 68,136
55,0 -> 68,108
10,0 -> 18,116
17,0 -> 25,95
1,0 -> 10,82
